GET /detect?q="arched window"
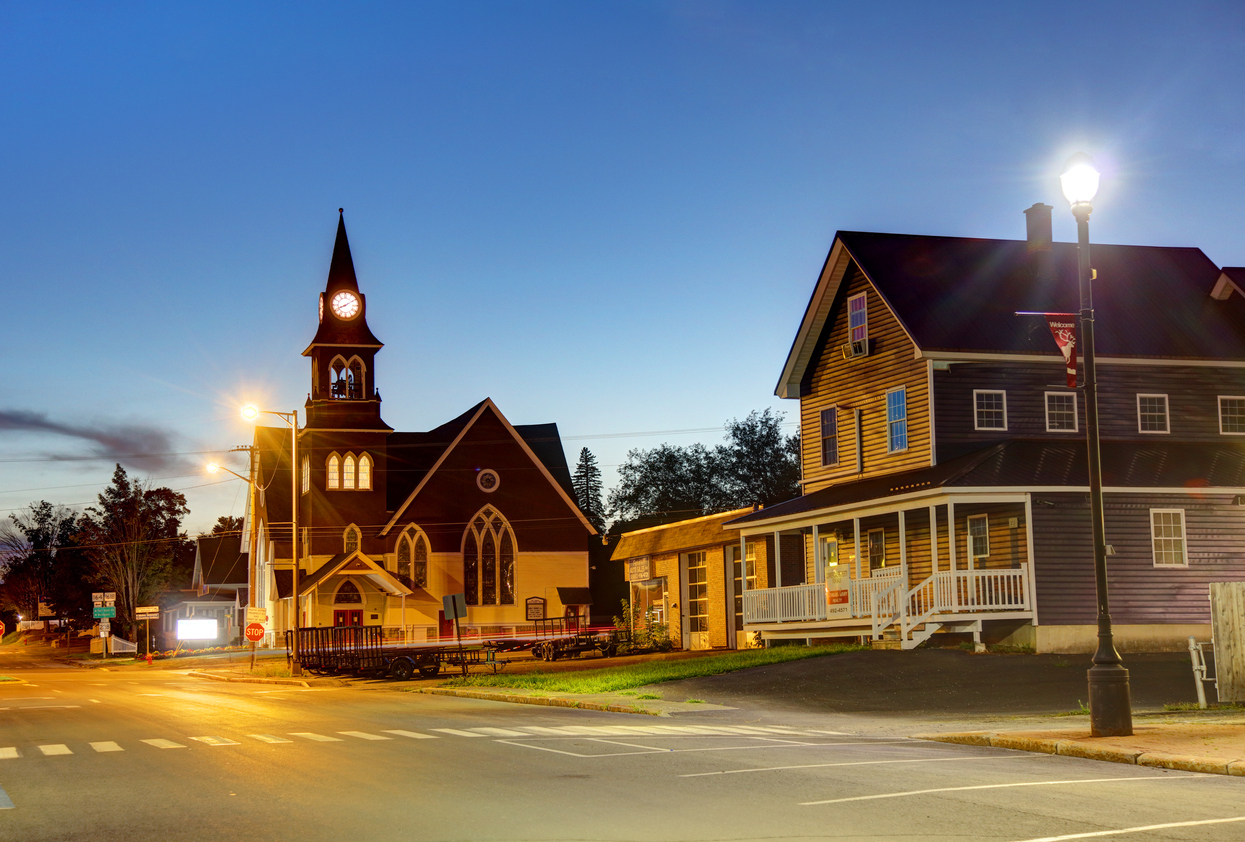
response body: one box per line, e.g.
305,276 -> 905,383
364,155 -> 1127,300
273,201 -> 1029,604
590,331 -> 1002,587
301,455 -> 310,494
343,454 -> 356,489
344,526 -> 359,554
327,454 -> 340,490
358,453 -> 372,490
397,527 -> 429,588
329,355 -> 352,400
461,507 -> 516,606
349,357 -> 364,399
335,580 -> 362,604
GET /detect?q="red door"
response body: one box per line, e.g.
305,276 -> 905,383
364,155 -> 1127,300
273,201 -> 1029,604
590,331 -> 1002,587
438,610 -> 453,639
334,610 -> 362,627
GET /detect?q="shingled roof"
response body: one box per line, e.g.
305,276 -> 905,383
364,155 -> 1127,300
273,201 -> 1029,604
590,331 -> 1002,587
194,534 -> 249,587
612,508 -> 753,560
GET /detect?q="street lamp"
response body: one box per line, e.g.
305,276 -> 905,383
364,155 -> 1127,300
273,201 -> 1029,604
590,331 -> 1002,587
1061,153 -> 1132,737
240,404 -> 303,677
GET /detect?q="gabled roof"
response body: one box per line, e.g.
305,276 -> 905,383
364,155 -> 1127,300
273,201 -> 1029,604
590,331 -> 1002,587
194,535 -> 249,587
298,551 -> 414,597
726,439 -> 1245,528
380,398 -> 596,537
778,231 -> 1245,396
611,508 -> 752,561
303,211 -> 384,354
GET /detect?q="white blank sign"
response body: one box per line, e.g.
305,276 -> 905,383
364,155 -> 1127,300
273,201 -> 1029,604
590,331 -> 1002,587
177,618 -> 218,640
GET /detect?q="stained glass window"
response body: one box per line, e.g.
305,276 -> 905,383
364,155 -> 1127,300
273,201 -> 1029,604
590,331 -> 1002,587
463,532 -> 478,605
461,507 -> 517,606
335,580 -> 362,604
344,527 -> 359,554
413,535 -> 428,588
397,537 -> 411,580
358,453 -> 372,490
481,529 -> 496,604
499,532 -> 514,604
327,454 -> 340,489
343,455 -> 356,489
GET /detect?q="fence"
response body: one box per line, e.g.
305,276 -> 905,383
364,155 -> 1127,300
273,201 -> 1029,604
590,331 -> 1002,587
1209,582 -> 1245,702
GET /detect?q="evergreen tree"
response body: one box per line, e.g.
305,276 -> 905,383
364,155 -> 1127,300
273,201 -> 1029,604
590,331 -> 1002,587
570,447 -> 607,533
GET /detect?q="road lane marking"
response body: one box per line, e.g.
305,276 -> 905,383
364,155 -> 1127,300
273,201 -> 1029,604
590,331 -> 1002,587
382,730 -> 437,740
141,739 -> 186,749
468,727 -> 529,737
90,742 -> 123,753
191,737 -> 240,746
137,694 -> 165,697
500,739 -> 906,759
289,733 -> 342,742
805,729 -> 851,736
16,705 -> 81,710
37,745 -> 72,756
0,785 -> 12,809
1011,815 -> 1245,841
89,699 -> 101,704
0,697 -> 52,701
249,735 -> 292,744
681,754 -> 1039,777
432,729 -> 486,737
800,775 -> 1205,805
0,748 -> 18,760
338,731 -> 391,741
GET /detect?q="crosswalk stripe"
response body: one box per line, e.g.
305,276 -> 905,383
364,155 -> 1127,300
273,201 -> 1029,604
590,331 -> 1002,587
468,727 -> 529,737
516,726 -> 573,735
249,734 -> 292,744
382,730 -> 437,740
142,739 -> 186,749
90,742 -> 123,753
0,748 -> 18,760
338,731 -> 390,741
191,736 -> 240,746
289,732 -> 343,742
38,745 -> 72,756
432,728 -> 486,737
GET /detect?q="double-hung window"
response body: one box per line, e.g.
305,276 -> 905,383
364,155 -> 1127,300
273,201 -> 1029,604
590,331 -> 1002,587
1137,394 -> 1169,434
973,390 -> 1007,430
1150,509 -> 1188,567
848,293 -> 868,352
1045,392 -> 1078,432
1219,396 -> 1245,435
867,529 -> 886,570
820,407 -> 838,466
886,388 -> 908,452
968,514 -> 989,561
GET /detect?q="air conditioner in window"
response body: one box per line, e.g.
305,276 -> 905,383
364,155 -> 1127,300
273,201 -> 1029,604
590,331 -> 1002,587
841,339 -> 869,359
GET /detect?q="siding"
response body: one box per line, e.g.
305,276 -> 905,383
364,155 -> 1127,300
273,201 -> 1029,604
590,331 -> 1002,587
1033,492 -> 1245,625
801,263 -> 931,492
935,362 -> 1245,462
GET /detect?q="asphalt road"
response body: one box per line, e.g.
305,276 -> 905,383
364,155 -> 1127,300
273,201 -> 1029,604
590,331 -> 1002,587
2,646 -> 1243,842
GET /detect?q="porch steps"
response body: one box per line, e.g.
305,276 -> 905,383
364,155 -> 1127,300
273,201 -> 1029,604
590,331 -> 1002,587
871,629 -> 903,651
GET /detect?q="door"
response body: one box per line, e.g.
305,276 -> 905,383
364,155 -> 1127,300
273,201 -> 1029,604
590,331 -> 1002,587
333,610 -> 362,627
438,610 -> 454,639
685,551 -> 709,650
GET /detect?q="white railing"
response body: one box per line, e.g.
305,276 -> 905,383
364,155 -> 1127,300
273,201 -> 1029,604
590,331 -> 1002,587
871,577 -> 903,639
743,583 -> 826,624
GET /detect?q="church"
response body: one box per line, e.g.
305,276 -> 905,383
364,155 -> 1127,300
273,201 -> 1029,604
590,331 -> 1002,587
244,212 -> 596,642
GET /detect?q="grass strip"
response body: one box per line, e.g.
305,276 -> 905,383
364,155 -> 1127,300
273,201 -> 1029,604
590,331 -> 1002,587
440,643 -> 863,694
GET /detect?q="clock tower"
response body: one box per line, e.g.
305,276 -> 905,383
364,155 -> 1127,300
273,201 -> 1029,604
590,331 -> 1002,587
302,210 -> 391,432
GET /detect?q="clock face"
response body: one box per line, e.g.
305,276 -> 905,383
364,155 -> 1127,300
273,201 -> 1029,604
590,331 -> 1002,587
330,290 -> 360,319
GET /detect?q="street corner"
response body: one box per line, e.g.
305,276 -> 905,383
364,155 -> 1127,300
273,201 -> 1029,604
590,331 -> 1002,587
1055,740 -> 1143,765
910,731 -> 995,747
1137,752 -> 1232,775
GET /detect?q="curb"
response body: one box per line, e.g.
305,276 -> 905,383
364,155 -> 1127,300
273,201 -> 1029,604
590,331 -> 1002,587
914,731 -> 1243,776
186,670 -> 347,688
415,687 -> 663,716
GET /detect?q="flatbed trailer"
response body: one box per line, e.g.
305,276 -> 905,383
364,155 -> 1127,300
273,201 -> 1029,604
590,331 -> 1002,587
286,626 -> 504,680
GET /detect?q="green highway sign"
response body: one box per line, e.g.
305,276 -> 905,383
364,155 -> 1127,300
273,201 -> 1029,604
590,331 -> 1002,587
92,606 -> 116,619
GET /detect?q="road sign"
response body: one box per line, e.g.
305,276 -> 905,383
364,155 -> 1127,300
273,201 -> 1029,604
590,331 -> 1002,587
244,623 -> 265,642
93,606 -> 116,619
99,619 -> 110,635
443,593 -> 467,621
246,607 -> 267,624
92,592 -> 104,602
136,606 -> 159,618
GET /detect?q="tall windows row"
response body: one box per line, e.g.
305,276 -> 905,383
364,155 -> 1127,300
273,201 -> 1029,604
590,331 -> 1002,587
326,452 -> 372,490
462,507 -> 516,606
966,390 -> 1245,435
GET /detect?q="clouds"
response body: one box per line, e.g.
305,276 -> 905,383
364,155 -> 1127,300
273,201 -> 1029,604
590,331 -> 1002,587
0,409 -> 195,474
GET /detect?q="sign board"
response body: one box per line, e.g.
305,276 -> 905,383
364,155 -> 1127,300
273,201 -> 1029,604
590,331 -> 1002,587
244,623 -> 265,643
525,597 -> 546,621
825,565 -> 851,619
246,607 -> 267,624
39,602 -> 55,618
93,605 -> 117,619
626,557 -> 652,583
177,618 -> 218,641
442,593 -> 467,621
99,619 -> 110,636
136,606 -> 159,618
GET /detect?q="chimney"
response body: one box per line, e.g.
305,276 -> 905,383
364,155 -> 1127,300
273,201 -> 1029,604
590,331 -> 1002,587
1024,202 -> 1054,283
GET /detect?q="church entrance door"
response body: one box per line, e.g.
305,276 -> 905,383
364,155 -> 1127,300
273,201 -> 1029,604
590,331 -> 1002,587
334,610 -> 363,627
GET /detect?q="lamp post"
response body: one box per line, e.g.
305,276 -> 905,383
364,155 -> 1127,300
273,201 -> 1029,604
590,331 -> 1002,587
1061,153 -> 1132,737
241,404 -> 302,678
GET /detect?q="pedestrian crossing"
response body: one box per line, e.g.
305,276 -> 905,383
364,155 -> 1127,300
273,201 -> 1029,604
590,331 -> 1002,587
0,723 -> 846,760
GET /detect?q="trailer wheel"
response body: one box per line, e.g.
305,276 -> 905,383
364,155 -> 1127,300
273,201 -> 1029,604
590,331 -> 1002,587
531,643 -> 545,660
544,644 -> 558,662
418,661 -> 440,678
601,643 -> 618,658
390,658 -> 415,681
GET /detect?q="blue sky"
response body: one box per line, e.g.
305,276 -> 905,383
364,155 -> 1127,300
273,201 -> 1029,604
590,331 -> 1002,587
2,1 -> 1243,534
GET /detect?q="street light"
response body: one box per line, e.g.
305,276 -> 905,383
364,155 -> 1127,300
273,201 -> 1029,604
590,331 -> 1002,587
240,404 -> 303,677
1061,153 -> 1132,737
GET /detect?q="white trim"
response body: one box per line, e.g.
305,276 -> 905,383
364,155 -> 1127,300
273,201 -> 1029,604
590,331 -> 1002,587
1136,393 -> 1170,434
1149,508 -> 1189,568
967,513 -> 989,563
776,240 -> 851,399
1044,391 -> 1079,433
927,360 -> 937,466
1219,395 -> 1245,436
972,389 -> 1008,431
921,350 -> 1245,368
1023,494 -> 1038,626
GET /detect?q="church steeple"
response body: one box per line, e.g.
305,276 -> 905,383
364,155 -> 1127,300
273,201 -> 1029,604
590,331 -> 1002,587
303,210 -> 390,431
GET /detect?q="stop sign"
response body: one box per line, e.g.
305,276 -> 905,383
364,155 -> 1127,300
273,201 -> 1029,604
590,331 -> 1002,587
244,623 -> 265,642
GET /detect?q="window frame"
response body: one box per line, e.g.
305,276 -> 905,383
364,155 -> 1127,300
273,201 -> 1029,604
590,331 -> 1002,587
326,453 -> 341,490
1150,508 -> 1189,568
886,387 -> 908,453
1044,391 -> 1079,433
848,292 -> 868,347
357,452 -> 372,490
342,453 -> 357,489
967,514 -> 990,560
301,455 -> 310,494
1136,394 -> 1170,434
820,406 -> 839,467
867,528 -> 886,570
972,389 -> 1008,431
1219,396 -> 1245,435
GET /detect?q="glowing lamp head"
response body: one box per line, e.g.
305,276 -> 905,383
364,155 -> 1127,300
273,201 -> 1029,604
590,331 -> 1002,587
241,404 -> 260,421
1061,152 -> 1100,208
206,462 -> 220,474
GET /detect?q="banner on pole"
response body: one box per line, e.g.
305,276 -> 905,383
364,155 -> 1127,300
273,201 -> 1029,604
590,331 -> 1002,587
1044,314 -> 1078,389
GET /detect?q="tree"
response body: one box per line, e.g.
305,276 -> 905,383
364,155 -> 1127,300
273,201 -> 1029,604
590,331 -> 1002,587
77,465 -> 190,639
570,448 -> 607,533
210,515 -> 244,536
606,410 -> 800,524
0,501 -> 83,622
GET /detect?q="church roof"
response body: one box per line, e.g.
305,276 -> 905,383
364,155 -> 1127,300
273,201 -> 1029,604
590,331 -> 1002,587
303,211 -> 384,354
193,534 -> 249,587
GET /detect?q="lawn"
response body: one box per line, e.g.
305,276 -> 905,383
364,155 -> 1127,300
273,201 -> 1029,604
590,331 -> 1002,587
439,643 -> 863,694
